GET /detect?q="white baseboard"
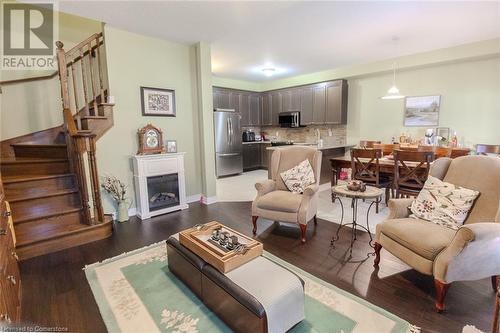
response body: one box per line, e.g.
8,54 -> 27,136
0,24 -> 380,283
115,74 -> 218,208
201,195 -> 217,205
186,194 -> 202,204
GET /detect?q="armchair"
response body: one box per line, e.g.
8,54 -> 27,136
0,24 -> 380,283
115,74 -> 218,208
252,146 -> 322,243
374,155 -> 500,312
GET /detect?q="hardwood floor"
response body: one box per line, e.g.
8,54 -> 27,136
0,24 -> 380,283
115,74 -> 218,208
19,202 -> 494,333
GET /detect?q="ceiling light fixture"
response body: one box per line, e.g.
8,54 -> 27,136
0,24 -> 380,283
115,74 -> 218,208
382,36 -> 405,100
262,68 -> 276,77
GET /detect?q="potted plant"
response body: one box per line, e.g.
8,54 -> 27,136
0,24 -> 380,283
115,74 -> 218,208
101,175 -> 130,222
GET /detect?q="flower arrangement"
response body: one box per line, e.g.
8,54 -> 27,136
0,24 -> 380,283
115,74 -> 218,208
101,175 -> 127,202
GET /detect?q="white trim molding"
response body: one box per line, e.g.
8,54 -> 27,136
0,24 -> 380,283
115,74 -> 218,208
201,195 -> 218,205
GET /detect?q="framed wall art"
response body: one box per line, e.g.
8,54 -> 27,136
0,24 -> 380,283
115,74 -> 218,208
140,86 -> 176,117
404,95 -> 441,127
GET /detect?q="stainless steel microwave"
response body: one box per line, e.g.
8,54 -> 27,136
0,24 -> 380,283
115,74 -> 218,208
278,111 -> 304,128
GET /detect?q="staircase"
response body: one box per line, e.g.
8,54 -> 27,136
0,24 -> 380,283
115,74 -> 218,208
0,33 -> 114,260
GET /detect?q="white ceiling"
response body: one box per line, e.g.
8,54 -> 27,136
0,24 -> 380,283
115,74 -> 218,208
59,1 -> 500,82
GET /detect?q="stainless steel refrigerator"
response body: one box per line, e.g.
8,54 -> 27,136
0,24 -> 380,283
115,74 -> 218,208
214,109 -> 243,177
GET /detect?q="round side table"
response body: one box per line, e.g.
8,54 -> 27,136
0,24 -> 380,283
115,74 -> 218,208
330,184 -> 383,257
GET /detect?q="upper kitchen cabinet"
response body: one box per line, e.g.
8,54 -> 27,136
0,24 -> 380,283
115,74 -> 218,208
249,94 -> 261,126
270,91 -> 282,126
213,88 -> 231,109
261,93 -> 272,126
299,87 -> 314,125
325,80 -> 348,124
281,88 -> 301,112
312,83 -> 327,124
239,93 -> 250,126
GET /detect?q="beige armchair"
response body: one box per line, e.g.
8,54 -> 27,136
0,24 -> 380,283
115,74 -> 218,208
252,146 -> 322,243
374,155 -> 500,312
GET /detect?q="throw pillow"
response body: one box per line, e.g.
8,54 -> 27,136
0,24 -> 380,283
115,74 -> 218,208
410,176 -> 480,230
280,159 -> 316,194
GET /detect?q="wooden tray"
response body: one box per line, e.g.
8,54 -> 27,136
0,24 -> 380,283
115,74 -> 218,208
179,221 -> 263,273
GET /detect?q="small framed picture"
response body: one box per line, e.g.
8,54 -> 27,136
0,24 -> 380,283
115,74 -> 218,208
140,86 -> 176,117
166,140 -> 177,153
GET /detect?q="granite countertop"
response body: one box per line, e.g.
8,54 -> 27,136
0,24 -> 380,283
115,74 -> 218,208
266,143 -> 356,151
242,141 -> 272,145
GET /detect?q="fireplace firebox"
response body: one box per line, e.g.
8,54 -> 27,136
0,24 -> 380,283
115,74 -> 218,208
133,153 -> 188,219
147,174 -> 180,211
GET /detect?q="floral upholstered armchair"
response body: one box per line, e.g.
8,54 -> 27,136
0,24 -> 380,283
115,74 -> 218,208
374,155 -> 500,311
252,146 -> 322,243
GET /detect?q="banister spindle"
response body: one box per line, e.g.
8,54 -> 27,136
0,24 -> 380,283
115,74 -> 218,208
95,35 -> 105,104
55,41 -> 70,110
79,48 -> 90,116
87,42 -> 98,115
70,62 -> 79,114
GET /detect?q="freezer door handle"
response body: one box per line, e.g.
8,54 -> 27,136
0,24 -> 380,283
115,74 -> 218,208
217,153 -> 240,157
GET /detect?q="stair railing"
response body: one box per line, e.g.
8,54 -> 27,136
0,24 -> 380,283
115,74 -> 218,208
56,33 -> 106,225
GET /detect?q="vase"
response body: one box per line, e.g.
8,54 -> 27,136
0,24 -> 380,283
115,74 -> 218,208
117,200 -> 129,222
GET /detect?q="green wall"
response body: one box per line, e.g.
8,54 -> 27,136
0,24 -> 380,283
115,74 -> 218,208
99,26 -> 205,212
347,57 -> 500,145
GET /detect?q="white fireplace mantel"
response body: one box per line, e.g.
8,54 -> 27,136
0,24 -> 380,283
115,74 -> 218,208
133,153 -> 188,219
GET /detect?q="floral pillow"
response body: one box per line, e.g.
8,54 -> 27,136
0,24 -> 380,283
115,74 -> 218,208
280,159 -> 316,194
410,176 -> 480,230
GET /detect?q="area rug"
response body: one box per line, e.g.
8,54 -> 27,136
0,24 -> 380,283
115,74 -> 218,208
85,242 -> 420,333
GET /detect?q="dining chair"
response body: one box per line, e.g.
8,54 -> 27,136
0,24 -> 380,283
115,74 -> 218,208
393,149 -> 434,198
359,140 -> 381,149
373,143 -> 400,156
418,145 -> 451,158
350,148 -> 392,213
476,144 -> 500,156
450,148 -> 471,158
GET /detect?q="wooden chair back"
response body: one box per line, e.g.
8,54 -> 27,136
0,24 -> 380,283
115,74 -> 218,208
449,148 -> 470,158
476,144 -> 500,155
418,145 -> 451,158
350,148 -> 383,185
394,150 -> 434,195
373,143 -> 399,156
359,140 -> 381,149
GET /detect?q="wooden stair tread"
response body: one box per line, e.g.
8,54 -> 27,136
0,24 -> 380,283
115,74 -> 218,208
11,143 -> 67,148
80,116 -> 107,120
16,219 -> 113,248
14,207 -> 82,224
2,173 -> 75,184
0,157 -> 68,164
8,188 -> 78,203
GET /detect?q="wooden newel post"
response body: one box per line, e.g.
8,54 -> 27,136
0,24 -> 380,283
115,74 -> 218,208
87,136 -> 104,223
55,41 -> 70,110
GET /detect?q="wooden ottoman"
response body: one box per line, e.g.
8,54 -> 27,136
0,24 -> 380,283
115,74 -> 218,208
166,236 -> 305,333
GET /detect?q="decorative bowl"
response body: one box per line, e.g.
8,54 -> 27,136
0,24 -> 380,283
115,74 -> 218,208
347,180 -> 366,192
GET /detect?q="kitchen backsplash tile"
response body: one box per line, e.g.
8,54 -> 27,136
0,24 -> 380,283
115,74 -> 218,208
242,125 -> 346,144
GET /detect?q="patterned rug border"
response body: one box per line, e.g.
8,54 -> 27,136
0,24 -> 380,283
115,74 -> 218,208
84,241 -> 421,333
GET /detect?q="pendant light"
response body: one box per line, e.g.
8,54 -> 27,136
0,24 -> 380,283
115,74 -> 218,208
381,62 -> 404,100
381,36 -> 405,100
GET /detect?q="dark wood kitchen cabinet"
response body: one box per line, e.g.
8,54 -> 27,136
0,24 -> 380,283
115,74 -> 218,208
270,91 -> 282,126
281,88 -> 301,112
242,143 -> 261,171
213,79 -> 347,126
325,80 -> 348,124
261,93 -> 272,126
300,87 -> 314,125
249,94 -> 261,126
239,93 -> 250,126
